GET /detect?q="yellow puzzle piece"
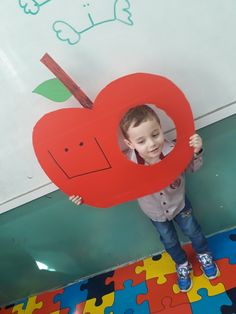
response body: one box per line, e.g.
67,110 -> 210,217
13,296 -> 42,314
135,252 -> 176,284
83,292 -> 114,314
173,273 -> 225,302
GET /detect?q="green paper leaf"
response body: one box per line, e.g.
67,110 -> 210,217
33,78 -> 72,102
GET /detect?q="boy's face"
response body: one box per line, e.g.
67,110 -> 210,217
124,118 -> 165,164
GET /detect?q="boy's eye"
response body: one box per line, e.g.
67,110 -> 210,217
153,133 -> 159,137
137,140 -> 145,144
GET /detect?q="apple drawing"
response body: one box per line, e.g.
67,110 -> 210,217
33,54 -> 194,208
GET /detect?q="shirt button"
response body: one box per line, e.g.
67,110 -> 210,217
163,202 -> 166,205
160,192 -> 163,195
166,210 -> 169,213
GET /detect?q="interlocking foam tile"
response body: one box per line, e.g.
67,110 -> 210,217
136,252 -> 176,284
83,292 -> 114,314
210,258 -> 236,291
229,234 -> 236,242
50,310 -> 70,314
74,302 -> 87,314
104,280 -> 150,314
80,271 -> 114,306
173,273 -> 225,302
12,296 -> 42,313
105,259 -> 146,290
208,228 -> 236,264
155,296 -> 192,314
3,227 -> 236,314
183,244 -> 203,277
191,288 -> 232,314
221,287 -> 236,314
34,289 -> 64,314
0,298 -> 28,314
54,281 -> 88,314
137,273 -> 189,312
0,306 -> 15,314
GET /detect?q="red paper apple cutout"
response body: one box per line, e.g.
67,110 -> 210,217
33,54 -> 194,208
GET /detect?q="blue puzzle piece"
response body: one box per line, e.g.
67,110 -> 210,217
54,279 -> 88,314
207,228 -> 236,264
191,288 -> 232,314
125,310 -> 134,314
104,279 -> 150,314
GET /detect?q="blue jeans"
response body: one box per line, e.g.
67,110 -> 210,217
151,198 -> 208,265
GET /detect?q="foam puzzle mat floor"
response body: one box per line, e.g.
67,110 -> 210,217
1,227 -> 236,313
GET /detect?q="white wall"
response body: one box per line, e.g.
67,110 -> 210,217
1,0 -> 236,213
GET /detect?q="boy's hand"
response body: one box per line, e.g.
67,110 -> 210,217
69,195 -> 83,206
189,134 -> 203,154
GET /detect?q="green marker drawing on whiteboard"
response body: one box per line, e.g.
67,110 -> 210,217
18,0 -> 133,45
18,0 -> 51,15
53,0 -> 133,45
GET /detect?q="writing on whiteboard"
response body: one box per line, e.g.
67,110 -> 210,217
18,0 -> 133,45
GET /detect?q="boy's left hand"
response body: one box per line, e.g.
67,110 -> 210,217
189,134 -> 203,154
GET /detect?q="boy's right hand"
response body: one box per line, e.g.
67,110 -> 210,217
69,195 -> 83,206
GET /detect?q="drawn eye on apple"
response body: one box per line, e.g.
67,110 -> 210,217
47,134 -> 112,178
33,53 -> 195,208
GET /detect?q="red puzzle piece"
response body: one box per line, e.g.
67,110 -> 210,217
105,260 -> 146,290
0,307 -> 15,314
33,73 -> 194,208
184,243 -> 203,277
34,289 -> 64,314
154,296 -> 192,313
211,258 -> 236,291
137,273 -> 189,313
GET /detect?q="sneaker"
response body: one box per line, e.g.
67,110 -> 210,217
197,253 -> 219,279
176,262 -> 192,292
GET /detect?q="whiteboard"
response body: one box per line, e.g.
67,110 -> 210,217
1,0 -> 236,213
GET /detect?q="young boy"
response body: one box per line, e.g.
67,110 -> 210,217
118,104 -> 219,292
70,104 -> 219,292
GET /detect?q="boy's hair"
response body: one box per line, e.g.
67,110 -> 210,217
120,104 -> 160,139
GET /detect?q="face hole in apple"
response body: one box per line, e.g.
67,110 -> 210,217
79,142 -> 84,146
64,148 -> 69,152
118,104 -> 176,165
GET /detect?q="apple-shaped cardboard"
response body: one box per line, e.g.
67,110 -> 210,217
33,73 -> 195,208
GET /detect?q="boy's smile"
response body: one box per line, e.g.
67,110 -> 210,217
124,118 -> 165,164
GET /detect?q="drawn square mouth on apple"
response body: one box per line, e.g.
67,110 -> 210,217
48,135 -> 112,179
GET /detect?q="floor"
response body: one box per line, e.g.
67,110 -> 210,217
1,227 -> 236,313
0,115 -> 235,306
